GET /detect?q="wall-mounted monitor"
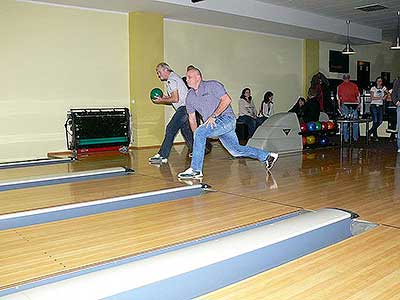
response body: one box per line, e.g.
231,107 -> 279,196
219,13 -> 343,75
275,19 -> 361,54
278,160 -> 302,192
329,50 -> 349,73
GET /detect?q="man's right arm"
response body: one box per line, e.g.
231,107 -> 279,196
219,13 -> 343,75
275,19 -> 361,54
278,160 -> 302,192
188,112 -> 198,132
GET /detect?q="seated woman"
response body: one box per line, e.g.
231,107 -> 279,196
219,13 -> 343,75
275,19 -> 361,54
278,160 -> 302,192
288,97 -> 306,122
237,88 -> 258,137
257,91 -> 275,127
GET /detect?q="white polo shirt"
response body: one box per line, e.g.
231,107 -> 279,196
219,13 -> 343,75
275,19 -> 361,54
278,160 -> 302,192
166,72 -> 188,110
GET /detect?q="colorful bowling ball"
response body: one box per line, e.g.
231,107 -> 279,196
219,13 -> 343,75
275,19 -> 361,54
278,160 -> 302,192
306,135 -> 316,145
150,88 -> 163,101
314,121 -> 322,131
307,122 -> 316,132
300,123 -> 307,133
302,136 -> 307,145
321,121 -> 328,131
327,121 -> 335,130
319,136 -> 329,146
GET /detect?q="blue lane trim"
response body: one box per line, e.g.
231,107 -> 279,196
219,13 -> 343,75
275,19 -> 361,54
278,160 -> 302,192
0,211 -> 301,297
0,170 -> 129,192
0,186 -> 203,230
0,158 -> 73,170
105,218 -> 353,300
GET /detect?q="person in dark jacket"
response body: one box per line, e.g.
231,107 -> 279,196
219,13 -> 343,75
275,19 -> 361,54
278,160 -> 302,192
303,87 -> 321,123
289,97 -> 306,122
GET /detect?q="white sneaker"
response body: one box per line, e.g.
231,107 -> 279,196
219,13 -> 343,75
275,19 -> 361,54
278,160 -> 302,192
148,154 -> 168,164
178,167 -> 203,179
265,153 -> 279,171
397,149 -> 400,153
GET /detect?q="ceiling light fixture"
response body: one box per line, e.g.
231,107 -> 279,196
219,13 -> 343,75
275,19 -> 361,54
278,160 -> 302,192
342,20 -> 356,55
391,11 -> 400,50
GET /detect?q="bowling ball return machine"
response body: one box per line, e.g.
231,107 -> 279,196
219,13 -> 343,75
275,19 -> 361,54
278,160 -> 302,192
65,108 -> 131,155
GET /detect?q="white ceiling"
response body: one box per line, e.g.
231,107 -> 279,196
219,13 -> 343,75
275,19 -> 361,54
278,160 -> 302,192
21,0 -> 397,44
258,0 -> 400,42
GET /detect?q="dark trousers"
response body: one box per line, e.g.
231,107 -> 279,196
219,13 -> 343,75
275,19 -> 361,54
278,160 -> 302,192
237,115 -> 257,137
159,106 -> 193,158
256,116 -> 268,127
370,104 -> 383,138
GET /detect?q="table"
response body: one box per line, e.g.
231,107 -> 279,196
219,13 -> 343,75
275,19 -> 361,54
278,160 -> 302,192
336,118 -> 372,147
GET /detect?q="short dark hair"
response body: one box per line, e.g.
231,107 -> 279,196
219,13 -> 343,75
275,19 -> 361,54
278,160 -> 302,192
187,65 -> 202,78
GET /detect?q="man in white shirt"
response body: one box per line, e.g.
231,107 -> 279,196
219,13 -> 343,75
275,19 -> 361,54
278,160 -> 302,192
149,63 -> 193,163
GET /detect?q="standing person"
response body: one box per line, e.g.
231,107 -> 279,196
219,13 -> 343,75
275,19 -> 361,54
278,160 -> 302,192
149,62 -> 193,163
337,74 -> 361,143
392,77 -> 400,152
257,91 -> 275,127
370,76 -> 388,141
177,67 -> 278,179
237,88 -> 257,137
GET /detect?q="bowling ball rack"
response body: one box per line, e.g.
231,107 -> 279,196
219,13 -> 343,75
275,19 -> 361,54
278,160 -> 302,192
299,121 -> 338,149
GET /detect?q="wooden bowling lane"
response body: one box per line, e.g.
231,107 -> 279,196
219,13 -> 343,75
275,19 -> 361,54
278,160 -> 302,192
0,192 -> 296,289
0,173 -> 182,215
197,225 -> 400,300
149,145 -> 400,227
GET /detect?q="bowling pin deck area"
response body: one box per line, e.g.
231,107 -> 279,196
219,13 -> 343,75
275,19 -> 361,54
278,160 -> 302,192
1,145 -> 400,299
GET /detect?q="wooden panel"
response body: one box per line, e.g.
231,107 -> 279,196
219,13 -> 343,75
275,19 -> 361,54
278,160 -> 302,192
0,193 -> 295,289
0,231 -> 62,287
198,226 -> 400,300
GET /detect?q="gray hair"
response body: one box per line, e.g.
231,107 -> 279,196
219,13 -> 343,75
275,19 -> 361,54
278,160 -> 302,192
156,62 -> 173,72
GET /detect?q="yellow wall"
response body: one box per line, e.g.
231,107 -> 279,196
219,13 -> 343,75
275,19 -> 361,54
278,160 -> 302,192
320,41 -> 400,80
129,12 -> 165,148
0,0 -> 129,161
303,39 -> 320,95
164,20 -> 304,133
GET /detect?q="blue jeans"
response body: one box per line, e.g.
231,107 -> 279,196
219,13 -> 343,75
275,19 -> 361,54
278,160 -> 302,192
370,104 -> 383,138
191,115 -> 270,172
341,105 -> 359,141
159,106 -> 193,158
237,115 -> 257,137
397,107 -> 400,149
256,116 -> 268,127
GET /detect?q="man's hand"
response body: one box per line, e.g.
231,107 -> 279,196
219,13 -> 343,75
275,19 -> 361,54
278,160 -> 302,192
397,101 -> 400,107
153,97 -> 162,104
205,116 -> 217,129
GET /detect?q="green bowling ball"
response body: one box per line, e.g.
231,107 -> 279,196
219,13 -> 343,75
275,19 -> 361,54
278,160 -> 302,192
150,88 -> 163,101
